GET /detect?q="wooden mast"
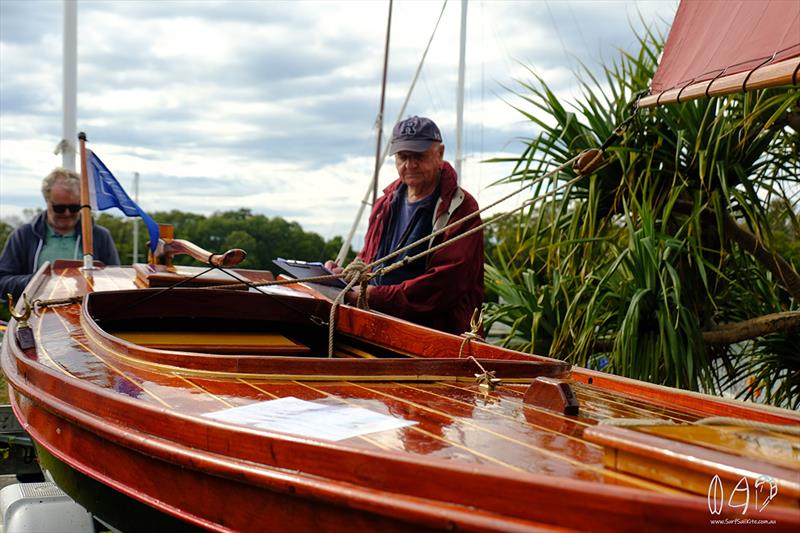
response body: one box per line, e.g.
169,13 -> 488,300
78,132 -> 95,270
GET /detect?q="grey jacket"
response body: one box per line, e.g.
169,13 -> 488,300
0,211 -> 120,301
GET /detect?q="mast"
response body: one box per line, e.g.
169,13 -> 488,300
58,0 -> 78,170
455,0 -> 468,182
372,0 -> 393,205
334,0 -> 448,266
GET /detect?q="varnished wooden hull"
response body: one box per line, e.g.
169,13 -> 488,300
2,261 -> 798,531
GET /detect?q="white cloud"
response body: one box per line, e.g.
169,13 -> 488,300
1,0 -> 676,247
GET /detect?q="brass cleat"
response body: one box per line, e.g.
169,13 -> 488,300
7,293 -> 33,328
7,293 -> 36,351
474,370 -> 502,391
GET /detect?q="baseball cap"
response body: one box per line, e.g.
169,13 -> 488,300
388,116 -> 443,155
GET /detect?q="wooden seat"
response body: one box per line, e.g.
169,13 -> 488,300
111,331 -> 311,355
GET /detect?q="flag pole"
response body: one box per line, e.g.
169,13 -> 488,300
132,172 -> 140,263
78,132 -> 95,270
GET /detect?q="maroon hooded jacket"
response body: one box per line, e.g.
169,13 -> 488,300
359,162 -> 484,334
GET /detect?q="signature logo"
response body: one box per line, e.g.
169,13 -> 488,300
708,474 -> 778,515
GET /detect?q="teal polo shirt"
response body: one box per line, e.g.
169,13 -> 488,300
36,225 -> 79,269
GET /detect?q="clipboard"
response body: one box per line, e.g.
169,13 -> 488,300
272,258 -> 348,288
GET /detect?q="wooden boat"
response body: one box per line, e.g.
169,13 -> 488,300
2,255 -> 798,531
3,1 -> 799,529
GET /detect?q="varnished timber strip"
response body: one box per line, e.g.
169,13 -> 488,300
74,344 -> 173,408
412,425 -> 527,473
238,378 -> 281,400
337,306 -> 547,362
571,382 -> 700,423
639,425 -> 800,470
585,426 -> 800,498
32,269 -> 78,378
336,343 -> 377,359
574,391 -> 695,424
349,382 -> 683,494
46,301 -> 172,408
91,264 -> 128,292
35,310 -> 77,379
99,266 -> 125,290
500,378 -> 702,425
401,383 -> 602,450
173,375 -> 235,408
570,369 -> 800,424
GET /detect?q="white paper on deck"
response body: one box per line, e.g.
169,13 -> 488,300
203,396 -> 416,441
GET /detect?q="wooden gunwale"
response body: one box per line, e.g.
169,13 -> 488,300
570,368 -> 800,425
336,305 -> 543,362
8,344 -> 794,531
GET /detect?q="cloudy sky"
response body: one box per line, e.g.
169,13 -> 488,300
0,0 -> 676,248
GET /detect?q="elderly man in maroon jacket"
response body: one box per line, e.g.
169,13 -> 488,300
327,116 -> 484,334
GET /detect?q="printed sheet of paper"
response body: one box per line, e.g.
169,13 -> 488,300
203,396 -> 417,441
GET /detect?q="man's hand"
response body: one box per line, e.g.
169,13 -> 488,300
324,260 -> 344,275
345,284 -> 372,305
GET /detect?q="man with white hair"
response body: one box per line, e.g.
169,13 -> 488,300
327,116 -> 484,334
0,167 -> 119,300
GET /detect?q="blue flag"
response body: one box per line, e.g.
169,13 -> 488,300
87,150 -> 159,252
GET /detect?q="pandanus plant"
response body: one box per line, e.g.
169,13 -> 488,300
484,24 -> 799,407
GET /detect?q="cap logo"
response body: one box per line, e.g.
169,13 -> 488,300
400,119 -> 417,136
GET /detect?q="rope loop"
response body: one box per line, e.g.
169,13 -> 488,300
341,257 -> 371,285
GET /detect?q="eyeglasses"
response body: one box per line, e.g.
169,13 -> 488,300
51,204 -> 81,214
395,152 -> 430,165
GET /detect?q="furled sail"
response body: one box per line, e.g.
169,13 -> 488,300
639,0 -> 799,108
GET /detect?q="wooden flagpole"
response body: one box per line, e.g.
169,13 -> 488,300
78,132 -> 95,270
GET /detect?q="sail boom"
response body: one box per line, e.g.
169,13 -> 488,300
639,57 -> 799,108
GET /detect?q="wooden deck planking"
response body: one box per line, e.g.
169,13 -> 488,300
21,264 -> 770,499
30,300 -> 695,494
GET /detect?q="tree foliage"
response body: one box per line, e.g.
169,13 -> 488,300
95,209 -> 353,269
484,25 -> 799,408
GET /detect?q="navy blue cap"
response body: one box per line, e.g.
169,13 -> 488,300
389,116 -> 443,155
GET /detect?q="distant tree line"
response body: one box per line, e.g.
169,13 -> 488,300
97,208 -> 354,269
0,209 -> 354,271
